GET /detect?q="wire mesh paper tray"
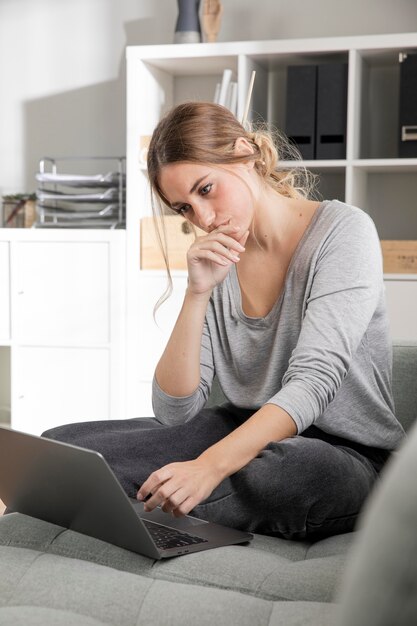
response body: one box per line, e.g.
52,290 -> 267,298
35,156 -> 126,229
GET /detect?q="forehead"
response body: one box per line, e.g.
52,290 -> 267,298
158,162 -> 211,202
159,162 -> 206,186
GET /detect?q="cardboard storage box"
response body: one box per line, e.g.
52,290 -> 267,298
141,216 -> 205,270
2,198 -> 36,228
380,240 -> 417,274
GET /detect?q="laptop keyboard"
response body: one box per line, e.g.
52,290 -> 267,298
143,519 -> 208,550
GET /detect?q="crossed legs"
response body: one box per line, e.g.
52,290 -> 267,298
42,406 -> 386,540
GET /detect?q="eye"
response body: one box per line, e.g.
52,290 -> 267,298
199,182 -> 213,196
173,204 -> 191,215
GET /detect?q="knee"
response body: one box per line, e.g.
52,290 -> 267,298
41,426 -> 63,439
41,422 -> 79,442
237,439 -> 311,495
237,438 -> 342,509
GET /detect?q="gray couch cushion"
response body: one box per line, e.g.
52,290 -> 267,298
0,513 -> 352,604
0,606 -> 105,626
0,523 -> 340,626
392,341 -> 417,431
337,419 -> 417,625
0,543 -> 338,625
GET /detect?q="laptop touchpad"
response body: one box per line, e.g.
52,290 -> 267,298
129,499 -> 209,528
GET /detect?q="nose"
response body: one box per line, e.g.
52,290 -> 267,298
195,204 -> 215,230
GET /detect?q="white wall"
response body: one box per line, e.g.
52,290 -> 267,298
0,0 -> 416,194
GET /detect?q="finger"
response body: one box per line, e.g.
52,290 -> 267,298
161,487 -> 188,514
195,240 -> 242,262
172,495 -> 197,518
144,478 -> 181,512
203,235 -> 245,254
213,225 -> 246,245
137,466 -> 173,501
204,231 -> 246,252
188,249 -> 232,267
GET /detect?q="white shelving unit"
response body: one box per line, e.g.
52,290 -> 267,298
126,32 -> 417,418
0,229 -> 126,434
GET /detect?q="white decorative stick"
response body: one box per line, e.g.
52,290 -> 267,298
241,70 -> 256,126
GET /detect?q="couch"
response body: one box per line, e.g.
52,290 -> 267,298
0,341 -> 416,626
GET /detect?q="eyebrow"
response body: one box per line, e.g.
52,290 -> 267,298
170,174 -> 209,208
190,174 -> 209,194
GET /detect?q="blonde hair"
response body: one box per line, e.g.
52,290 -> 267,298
147,101 -> 318,311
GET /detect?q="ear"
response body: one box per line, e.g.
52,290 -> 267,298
234,137 -> 255,169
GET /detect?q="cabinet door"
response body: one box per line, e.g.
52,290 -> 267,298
12,241 -> 110,344
12,346 -> 110,435
0,242 -> 10,341
384,279 -> 417,341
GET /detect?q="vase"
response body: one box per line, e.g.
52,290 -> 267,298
174,0 -> 202,44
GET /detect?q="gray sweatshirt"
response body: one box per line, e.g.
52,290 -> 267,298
153,200 -> 405,450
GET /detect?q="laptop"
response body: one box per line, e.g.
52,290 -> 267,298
0,426 -> 252,559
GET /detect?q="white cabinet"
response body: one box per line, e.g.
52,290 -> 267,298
12,241 -> 110,345
0,242 -> 10,342
126,33 -> 417,415
12,346 -> 110,435
0,229 -> 126,433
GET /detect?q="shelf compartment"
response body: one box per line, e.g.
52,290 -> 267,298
350,166 -> 417,239
249,52 -> 349,131
356,46 -> 417,159
314,171 -> 346,203
141,56 -> 239,113
279,160 -> 346,202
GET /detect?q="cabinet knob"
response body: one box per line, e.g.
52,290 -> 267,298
17,291 -> 24,296
18,395 -> 24,400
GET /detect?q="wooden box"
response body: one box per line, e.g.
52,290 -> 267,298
140,216 -> 205,270
380,240 -> 417,274
2,199 -> 36,228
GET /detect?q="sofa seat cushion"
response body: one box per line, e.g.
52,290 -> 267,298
0,606 -> 106,626
392,341 -> 417,431
0,512 -> 353,604
0,542 -> 338,626
336,419 -> 417,625
0,601 -> 338,626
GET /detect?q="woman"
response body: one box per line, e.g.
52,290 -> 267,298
44,101 -> 404,540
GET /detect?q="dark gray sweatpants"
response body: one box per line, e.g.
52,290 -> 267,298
42,405 -> 390,541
